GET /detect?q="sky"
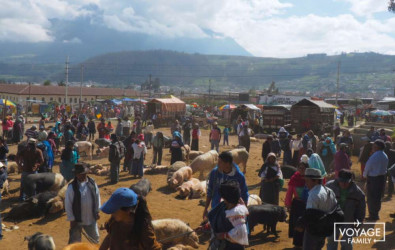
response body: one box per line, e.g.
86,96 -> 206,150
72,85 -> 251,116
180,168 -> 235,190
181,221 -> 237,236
1,0 -> 395,58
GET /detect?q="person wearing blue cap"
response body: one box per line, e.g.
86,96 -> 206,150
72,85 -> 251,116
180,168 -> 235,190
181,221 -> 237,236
65,163 -> 100,244
100,188 -> 162,250
170,131 -> 187,165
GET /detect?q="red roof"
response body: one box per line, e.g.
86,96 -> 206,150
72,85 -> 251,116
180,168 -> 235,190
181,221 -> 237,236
0,84 -> 138,97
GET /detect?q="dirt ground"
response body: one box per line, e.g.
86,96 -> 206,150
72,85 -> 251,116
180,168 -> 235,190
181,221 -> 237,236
0,124 -> 394,250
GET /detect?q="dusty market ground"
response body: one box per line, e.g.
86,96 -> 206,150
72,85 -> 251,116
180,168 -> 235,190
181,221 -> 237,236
0,125 -> 394,250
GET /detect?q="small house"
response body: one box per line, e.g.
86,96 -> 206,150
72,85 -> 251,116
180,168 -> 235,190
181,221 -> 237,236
291,99 -> 335,134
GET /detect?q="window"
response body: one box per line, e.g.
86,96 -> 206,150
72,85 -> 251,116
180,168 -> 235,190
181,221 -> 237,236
33,97 -> 36,100
26,97 -> 29,100
58,97 -> 61,102
50,97 -> 53,101
84,98 -> 87,101
70,98 -> 73,103
91,98 -> 94,100
42,97 -> 45,102
74,98 -> 77,103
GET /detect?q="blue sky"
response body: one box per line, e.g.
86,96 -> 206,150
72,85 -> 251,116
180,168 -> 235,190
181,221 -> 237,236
1,0 -> 395,57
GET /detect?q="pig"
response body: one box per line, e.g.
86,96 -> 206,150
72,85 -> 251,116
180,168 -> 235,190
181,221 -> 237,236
166,161 -> 187,182
23,173 -> 66,198
247,204 -> 288,237
189,150 -> 219,180
167,244 -> 193,250
152,219 -> 199,249
5,191 -> 58,220
25,232 -> 56,250
189,181 -> 207,199
188,151 -> 204,162
94,138 -> 111,148
176,178 -> 200,198
75,141 -> 95,160
247,194 -> 262,206
47,181 -> 70,214
229,148 -> 249,174
95,167 -> 110,176
168,167 -> 192,189
130,178 -> 152,197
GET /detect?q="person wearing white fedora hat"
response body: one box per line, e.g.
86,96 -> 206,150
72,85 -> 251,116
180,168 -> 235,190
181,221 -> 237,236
301,167 -> 337,250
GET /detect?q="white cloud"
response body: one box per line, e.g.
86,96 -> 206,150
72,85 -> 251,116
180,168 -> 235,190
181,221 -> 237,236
1,0 -> 395,58
63,37 -> 82,43
340,0 -> 387,17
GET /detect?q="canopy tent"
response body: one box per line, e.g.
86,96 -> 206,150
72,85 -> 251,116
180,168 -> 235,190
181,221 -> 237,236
111,99 -> 123,105
147,95 -> 186,114
242,104 -> 260,111
370,110 -> 391,116
219,104 -> 236,110
121,98 -> 147,103
0,99 -> 16,107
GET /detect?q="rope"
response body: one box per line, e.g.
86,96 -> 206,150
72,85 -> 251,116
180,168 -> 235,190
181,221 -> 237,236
81,229 -> 98,244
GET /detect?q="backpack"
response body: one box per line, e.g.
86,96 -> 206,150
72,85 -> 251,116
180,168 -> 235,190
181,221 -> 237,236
114,141 -> 125,160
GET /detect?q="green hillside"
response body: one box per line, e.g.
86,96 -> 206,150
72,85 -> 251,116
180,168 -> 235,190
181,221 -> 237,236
1,50 -> 395,94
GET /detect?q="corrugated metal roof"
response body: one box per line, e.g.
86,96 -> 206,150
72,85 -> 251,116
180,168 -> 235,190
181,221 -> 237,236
293,98 -> 335,112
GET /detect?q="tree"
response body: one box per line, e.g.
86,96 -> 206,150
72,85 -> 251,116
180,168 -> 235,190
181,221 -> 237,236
43,80 -> 51,86
389,0 -> 395,12
57,80 -> 66,86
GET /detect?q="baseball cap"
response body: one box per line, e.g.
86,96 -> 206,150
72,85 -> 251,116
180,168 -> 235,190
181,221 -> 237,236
101,188 -> 138,214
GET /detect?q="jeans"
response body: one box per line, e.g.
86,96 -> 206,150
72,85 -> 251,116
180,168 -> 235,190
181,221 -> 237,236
303,230 -> 325,250
110,161 -> 120,184
223,134 -> 229,145
20,171 -> 37,201
68,222 -> 99,244
152,147 -> 163,165
327,227 -> 353,250
131,155 -> 144,177
210,140 -> 220,152
367,175 -> 385,219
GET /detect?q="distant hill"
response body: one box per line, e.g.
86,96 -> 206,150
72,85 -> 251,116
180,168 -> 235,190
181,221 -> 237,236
67,51 -> 395,94
1,50 -> 395,94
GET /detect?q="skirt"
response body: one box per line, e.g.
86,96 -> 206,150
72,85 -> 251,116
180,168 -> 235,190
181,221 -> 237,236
259,180 -> 280,205
191,139 -> 199,151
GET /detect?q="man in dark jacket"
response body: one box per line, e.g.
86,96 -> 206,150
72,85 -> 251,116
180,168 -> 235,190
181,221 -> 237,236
384,142 -> 395,197
122,131 -> 136,172
109,134 -> 125,184
65,163 -> 100,244
17,138 -> 44,201
326,169 -> 366,250
261,135 -> 273,163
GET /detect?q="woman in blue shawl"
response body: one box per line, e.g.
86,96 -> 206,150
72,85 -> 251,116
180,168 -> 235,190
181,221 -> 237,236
319,137 -> 336,173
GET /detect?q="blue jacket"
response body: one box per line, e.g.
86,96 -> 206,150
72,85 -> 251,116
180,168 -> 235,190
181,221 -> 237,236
207,163 -> 249,208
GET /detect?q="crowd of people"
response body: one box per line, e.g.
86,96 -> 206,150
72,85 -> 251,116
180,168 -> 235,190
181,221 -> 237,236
0,110 -> 394,250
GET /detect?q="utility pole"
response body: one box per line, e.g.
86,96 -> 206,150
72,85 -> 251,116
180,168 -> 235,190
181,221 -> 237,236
28,82 -> 31,112
336,61 -> 340,107
65,56 -> 69,106
149,74 -> 152,98
208,79 -> 212,104
80,64 -> 84,114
